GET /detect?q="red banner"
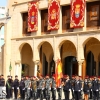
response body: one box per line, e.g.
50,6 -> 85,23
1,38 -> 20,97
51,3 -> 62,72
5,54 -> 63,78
70,0 -> 85,28
48,0 -> 60,30
28,1 -> 38,32
55,59 -> 63,87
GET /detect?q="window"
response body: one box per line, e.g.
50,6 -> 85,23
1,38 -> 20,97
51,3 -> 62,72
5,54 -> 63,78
41,9 -> 50,34
22,12 -> 31,36
90,5 -> 99,21
62,6 -> 73,32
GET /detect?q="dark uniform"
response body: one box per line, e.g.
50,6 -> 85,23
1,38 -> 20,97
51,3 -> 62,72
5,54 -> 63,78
92,77 -> 99,100
64,75 -> 71,100
13,75 -> 19,99
19,77 -> 25,99
6,75 -> 12,99
73,76 -> 82,100
51,75 -> 56,100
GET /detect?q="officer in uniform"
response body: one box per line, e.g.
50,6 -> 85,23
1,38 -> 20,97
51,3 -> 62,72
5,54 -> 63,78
51,74 -> 56,100
92,76 -> 99,100
6,75 -> 12,99
89,76 -> 93,99
19,76 -> 25,99
24,76 -> 31,99
45,75 -> 52,100
13,75 -> 19,99
38,75 -> 45,100
31,76 -> 37,100
73,75 -> 82,100
0,74 -> 5,86
64,75 -> 71,100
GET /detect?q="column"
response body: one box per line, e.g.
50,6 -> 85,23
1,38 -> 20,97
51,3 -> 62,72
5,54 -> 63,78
78,61 -> 82,76
34,60 -> 39,76
96,59 -> 99,76
15,60 -> 21,79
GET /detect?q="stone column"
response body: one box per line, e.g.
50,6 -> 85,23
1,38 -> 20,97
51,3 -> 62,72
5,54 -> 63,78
78,61 -> 83,76
15,60 -> 21,79
34,60 -> 39,77
96,59 -> 99,76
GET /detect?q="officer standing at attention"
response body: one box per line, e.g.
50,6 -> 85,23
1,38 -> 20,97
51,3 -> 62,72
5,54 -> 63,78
13,75 -> 19,99
45,75 -> 52,100
0,75 -> 5,86
64,75 -> 71,100
92,76 -> 99,100
38,75 -> 45,100
24,76 -> 31,99
73,75 -> 82,100
51,74 -> 56,100
19,76 -> 25,99
6,75 -> 12,99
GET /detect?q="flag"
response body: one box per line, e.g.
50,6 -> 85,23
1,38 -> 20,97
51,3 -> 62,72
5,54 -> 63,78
55,59 -> 63,87
9,62 -> 12,71
70,0 -> 85,28
28,1 -> 38,32
48,0 -> 60,30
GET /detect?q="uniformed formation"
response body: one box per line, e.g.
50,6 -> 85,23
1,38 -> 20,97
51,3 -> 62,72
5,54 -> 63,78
0,74 -> 100,100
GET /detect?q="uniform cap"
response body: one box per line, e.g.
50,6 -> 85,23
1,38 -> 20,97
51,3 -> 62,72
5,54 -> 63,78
15,75 -> 18,77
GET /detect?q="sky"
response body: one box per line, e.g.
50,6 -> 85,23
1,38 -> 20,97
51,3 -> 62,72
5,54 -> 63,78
0,0 -> 7,6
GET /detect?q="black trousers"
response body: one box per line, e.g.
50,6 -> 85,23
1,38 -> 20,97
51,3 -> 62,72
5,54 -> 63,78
93,91 -> 99,100
6,87 -> 11,99
51,88 -> 56,100
20,87 -> 25,99
57,88 -> 62,100
14,87 -> 18,99
64,90 -> 70,100
74,91 -> 80,100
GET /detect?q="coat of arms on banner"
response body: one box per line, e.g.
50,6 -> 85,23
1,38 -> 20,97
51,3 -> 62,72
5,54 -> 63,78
48,0 -> 60,30
28,1 -> 38,32
70,0 -> 85,28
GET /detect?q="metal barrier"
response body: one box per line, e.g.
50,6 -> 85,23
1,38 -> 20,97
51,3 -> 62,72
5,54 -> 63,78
0,87 -> 6,99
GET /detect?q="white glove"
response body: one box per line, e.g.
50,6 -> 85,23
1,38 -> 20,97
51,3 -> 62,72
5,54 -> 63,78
78,90 -> 80,92
42,88 -> 44,90
28,87 -> 30,90
12,87 -> 14,89
23,88 -> 25,90
17,87 -> 19,89
91,89 -> 92,91
73,89 -> 74,91
81,88 -> 83,90
96,89 -> 98,91
69,89 -> 71,91
54,88 -> 56,90
49,88 -> 51,90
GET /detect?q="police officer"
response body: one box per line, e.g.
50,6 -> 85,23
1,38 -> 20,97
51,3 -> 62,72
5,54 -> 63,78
51,74 -> 56,100
0,74 -> 5,86
6,75 -> 12,99
73,75 -> 82,100
45,75 -> 52,100
13,75 -> 19,99
19,76 -> 25,99
38,75 -> 45,100
64,75 -> 71,100
92,76 -> 99,100
10,76 -> 14,98
24,76 -> 31,99
31,76 -> 37,100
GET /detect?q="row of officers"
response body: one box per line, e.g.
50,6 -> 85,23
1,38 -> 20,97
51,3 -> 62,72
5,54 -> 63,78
0,74 -> 100,100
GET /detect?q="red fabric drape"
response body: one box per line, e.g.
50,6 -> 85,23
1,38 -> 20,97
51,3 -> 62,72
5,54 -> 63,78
28,1 -> 38,32
48,0 -> 60,30
70,0 -> 85,28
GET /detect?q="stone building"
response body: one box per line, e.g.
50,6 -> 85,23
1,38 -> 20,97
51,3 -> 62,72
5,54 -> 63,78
4,0 -> 100,79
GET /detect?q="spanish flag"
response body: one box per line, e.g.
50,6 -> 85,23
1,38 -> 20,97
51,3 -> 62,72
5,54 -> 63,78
55,59 -> 63,87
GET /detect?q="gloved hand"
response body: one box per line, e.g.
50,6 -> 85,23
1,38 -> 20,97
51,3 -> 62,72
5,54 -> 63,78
23,88 -> 25,90
69,89 -> 71,91
28,87 -> 30,90
78,90 -> 80,92
17,87 -> 19,89
12,87 -> 14,89
96,89 -> 98,91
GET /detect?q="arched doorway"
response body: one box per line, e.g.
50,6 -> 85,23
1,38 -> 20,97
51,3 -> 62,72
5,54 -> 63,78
39,42 -> 54,76
86,51 -> 95,76
84,37 -> 100,76
20,43 -> 33,76
60,40 -> 78,77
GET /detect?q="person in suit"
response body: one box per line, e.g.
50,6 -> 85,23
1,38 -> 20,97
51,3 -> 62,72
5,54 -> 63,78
64,75 -> 71,100
92,76 -> 99,100
73,75 -> 82,100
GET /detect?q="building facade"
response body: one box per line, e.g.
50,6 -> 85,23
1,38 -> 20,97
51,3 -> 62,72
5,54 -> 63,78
4,0 -> 100,79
